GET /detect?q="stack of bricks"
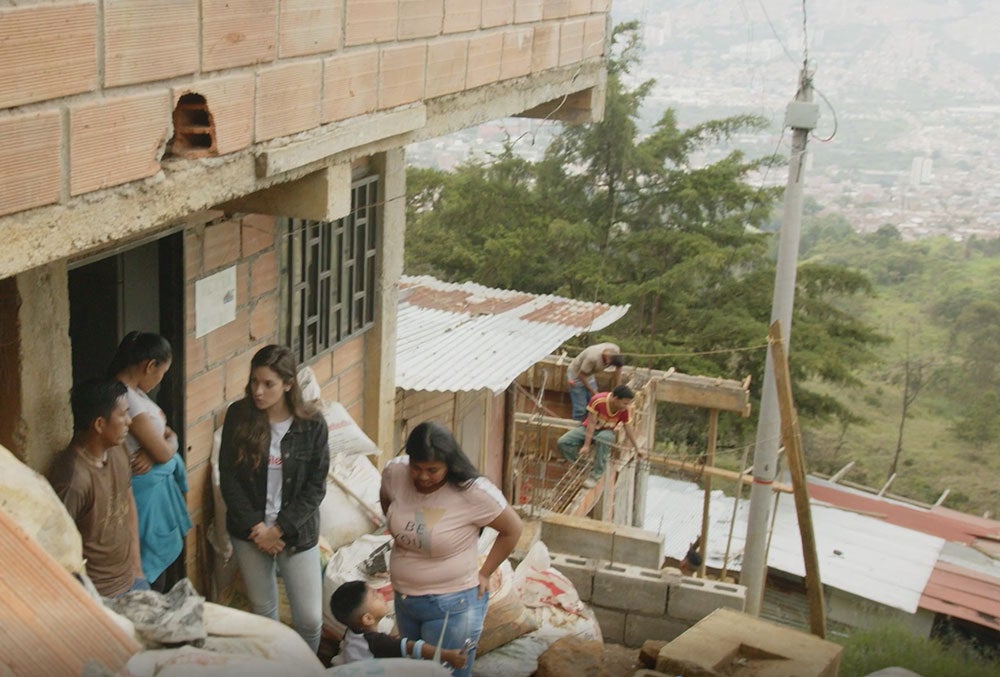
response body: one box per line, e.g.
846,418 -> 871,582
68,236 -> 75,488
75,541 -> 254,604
0,0 -> 611,220
542,513 -> 748,648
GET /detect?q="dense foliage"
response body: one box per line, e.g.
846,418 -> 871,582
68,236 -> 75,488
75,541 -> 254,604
406,22 -> 886,450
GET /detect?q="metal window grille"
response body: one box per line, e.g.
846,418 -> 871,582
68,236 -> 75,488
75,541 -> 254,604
283,175 -> 379,362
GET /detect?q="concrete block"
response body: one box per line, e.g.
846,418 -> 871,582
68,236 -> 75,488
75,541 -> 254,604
591,604 -> 626,644
0,110 -> 61,218
541,513 -> 664,568
279,0 -> 340,57
549,552 -> 596,602
656,608 -> 842,677
667,577 -> 746,623
0,3 -> 97,108
592,563 -> 669,615
624,612 -> 689,648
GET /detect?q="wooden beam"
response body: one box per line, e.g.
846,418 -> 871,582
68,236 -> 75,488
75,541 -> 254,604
644,455 -> 793,493
769,320 -> 827,639
829,461 -> 855,484
698,409 -> 720,578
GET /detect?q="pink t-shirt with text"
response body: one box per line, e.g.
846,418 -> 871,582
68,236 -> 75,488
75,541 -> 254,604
382,456 -> 506,596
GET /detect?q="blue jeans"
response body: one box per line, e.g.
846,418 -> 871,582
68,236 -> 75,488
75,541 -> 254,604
568,375 -> 597,421
558,426 -> 615,478
232,539 -> 322,652
395,587 -> 489,677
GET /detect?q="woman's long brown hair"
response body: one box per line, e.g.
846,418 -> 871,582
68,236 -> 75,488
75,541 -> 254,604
231,345 -> 318,471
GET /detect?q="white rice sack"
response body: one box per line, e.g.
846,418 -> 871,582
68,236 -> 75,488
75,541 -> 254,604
318,455 -> 383,553
321,401 -> 378,460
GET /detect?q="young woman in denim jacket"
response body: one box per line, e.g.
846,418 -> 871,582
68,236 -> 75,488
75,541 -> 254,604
380,421 -> 523,676
220,345 -> 328,652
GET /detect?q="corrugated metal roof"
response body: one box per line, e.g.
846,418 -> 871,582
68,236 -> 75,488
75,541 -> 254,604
395,275 -> 629,394
921,560 -> 1000,632
644,475 -> 943,613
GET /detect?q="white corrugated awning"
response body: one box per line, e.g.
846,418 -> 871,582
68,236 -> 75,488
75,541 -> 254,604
395,275 -> 629,394
645,475 -> 944,613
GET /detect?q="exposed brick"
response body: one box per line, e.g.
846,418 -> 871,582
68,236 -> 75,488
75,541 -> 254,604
0,110 -> 61,218
185,283 -> 196,330
250,251 -> 278,297
332,334 -> 365,375
345,0 -> 397,45
339,364 -> 364,407
590,0 -> 610,12
531,23 -> 560,73
0,3 -> 97,109
482,0 -> 514,27
346,400 -> 363,427
184,416 -> 216,469
558,17 -> 586,66
398,0 -> 443,39
235,262 -> 251,309
443,0 -> 480,33
583,14 -> 605,59
466,33 -> 503,89
203,219 -> 242,272
541,0 -> 569,20
425,37 -> 468,98
567,0 -> 590,16
186,460 -> 211,516
307,351 -> 334,387
205,307 -> 251,365
379,44 -> 426,109
174,73 -> 256,156
320,377 -> 340,403
241,214 -> 277,257
187,364 -> 225,423
514,0 -> 543,24
186,334 -> 207,378
224,345 -> 261,401
202,0 -> 276,71
279,0 -> 341,57
500,27 -> 533,80
256,60 -> 322,142
250,295 -> 278,342
69,91 -> 170,196
104,0 -> 198,87
322,49 -> 379,122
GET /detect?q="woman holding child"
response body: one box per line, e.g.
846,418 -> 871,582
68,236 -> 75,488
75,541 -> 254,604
380,421 -> 523,677
219,344 -> 328,652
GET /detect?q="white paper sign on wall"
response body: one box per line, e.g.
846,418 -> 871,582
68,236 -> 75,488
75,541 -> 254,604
195,266 -> 237,338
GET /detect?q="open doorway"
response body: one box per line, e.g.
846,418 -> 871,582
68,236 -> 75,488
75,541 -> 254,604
67,231 -> 185,446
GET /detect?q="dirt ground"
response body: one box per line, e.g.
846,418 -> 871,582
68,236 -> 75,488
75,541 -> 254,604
604,642 -> 642,676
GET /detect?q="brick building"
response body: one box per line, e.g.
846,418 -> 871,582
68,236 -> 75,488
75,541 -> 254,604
0,0 -> 608,593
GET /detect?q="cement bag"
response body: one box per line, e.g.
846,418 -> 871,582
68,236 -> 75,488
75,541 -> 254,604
322,534 -> 395,638
478,560 -> 538,655
298,366 -> 322,404
322,401 -> 378,460
515,541 -> 600,641
0,443 -> 84,575
318,454 -> 383,553
327,658 -> 451,676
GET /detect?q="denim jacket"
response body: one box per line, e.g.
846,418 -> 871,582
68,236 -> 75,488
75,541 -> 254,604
219,399 -> 329,551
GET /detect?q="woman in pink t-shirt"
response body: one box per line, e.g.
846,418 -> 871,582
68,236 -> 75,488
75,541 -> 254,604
380,421 -> 523,676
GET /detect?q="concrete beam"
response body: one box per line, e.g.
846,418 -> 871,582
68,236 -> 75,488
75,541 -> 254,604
542,512 -> 664,569
516,87 -> 605,125
655,371 -> 751,415
219,164 -> 351,221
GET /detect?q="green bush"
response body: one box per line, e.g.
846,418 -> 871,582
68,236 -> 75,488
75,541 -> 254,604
837,623 -> 1000,677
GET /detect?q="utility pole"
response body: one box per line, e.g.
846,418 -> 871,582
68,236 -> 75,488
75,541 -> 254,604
740,65 -> 819,615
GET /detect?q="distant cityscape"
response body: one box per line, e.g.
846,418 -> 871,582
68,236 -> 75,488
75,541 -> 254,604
409,0 -> 1000,242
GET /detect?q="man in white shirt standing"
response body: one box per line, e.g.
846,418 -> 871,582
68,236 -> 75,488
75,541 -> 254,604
566,342 -> 624,421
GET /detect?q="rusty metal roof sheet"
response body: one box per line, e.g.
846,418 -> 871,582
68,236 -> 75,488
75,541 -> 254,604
396,275 -> 629,394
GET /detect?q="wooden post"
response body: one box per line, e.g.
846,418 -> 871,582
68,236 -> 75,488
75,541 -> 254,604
768,320 -> 827,638
698,409 -> 719,577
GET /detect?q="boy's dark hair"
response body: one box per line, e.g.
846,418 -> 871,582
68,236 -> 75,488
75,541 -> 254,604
330,580 -> 368,629
612,384 -> 634,400
71,379 -> 128,432
608,354 -> 624,367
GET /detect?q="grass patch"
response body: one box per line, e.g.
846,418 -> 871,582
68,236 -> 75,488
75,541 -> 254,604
838,624 -> 1000,677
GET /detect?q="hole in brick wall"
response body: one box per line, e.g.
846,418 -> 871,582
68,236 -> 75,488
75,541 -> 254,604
166,93 -> 218,160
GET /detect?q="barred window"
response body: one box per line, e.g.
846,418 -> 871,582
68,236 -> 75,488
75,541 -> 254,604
282,175 -> 378,363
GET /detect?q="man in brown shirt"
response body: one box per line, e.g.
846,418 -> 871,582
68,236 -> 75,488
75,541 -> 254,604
49,379 -> 146,597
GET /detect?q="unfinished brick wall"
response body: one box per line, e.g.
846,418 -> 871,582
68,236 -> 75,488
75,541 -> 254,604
0,0 -> 609,219
181,212 -> 366,592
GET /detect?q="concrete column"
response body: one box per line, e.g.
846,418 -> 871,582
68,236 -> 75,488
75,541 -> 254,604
365,148 -> 406,467
11,262 -> 74,473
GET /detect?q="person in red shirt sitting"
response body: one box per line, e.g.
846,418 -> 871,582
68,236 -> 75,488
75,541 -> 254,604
557,384 -> 644,488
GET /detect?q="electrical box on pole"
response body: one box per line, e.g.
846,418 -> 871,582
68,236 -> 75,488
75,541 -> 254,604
784,101 -> 820,130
